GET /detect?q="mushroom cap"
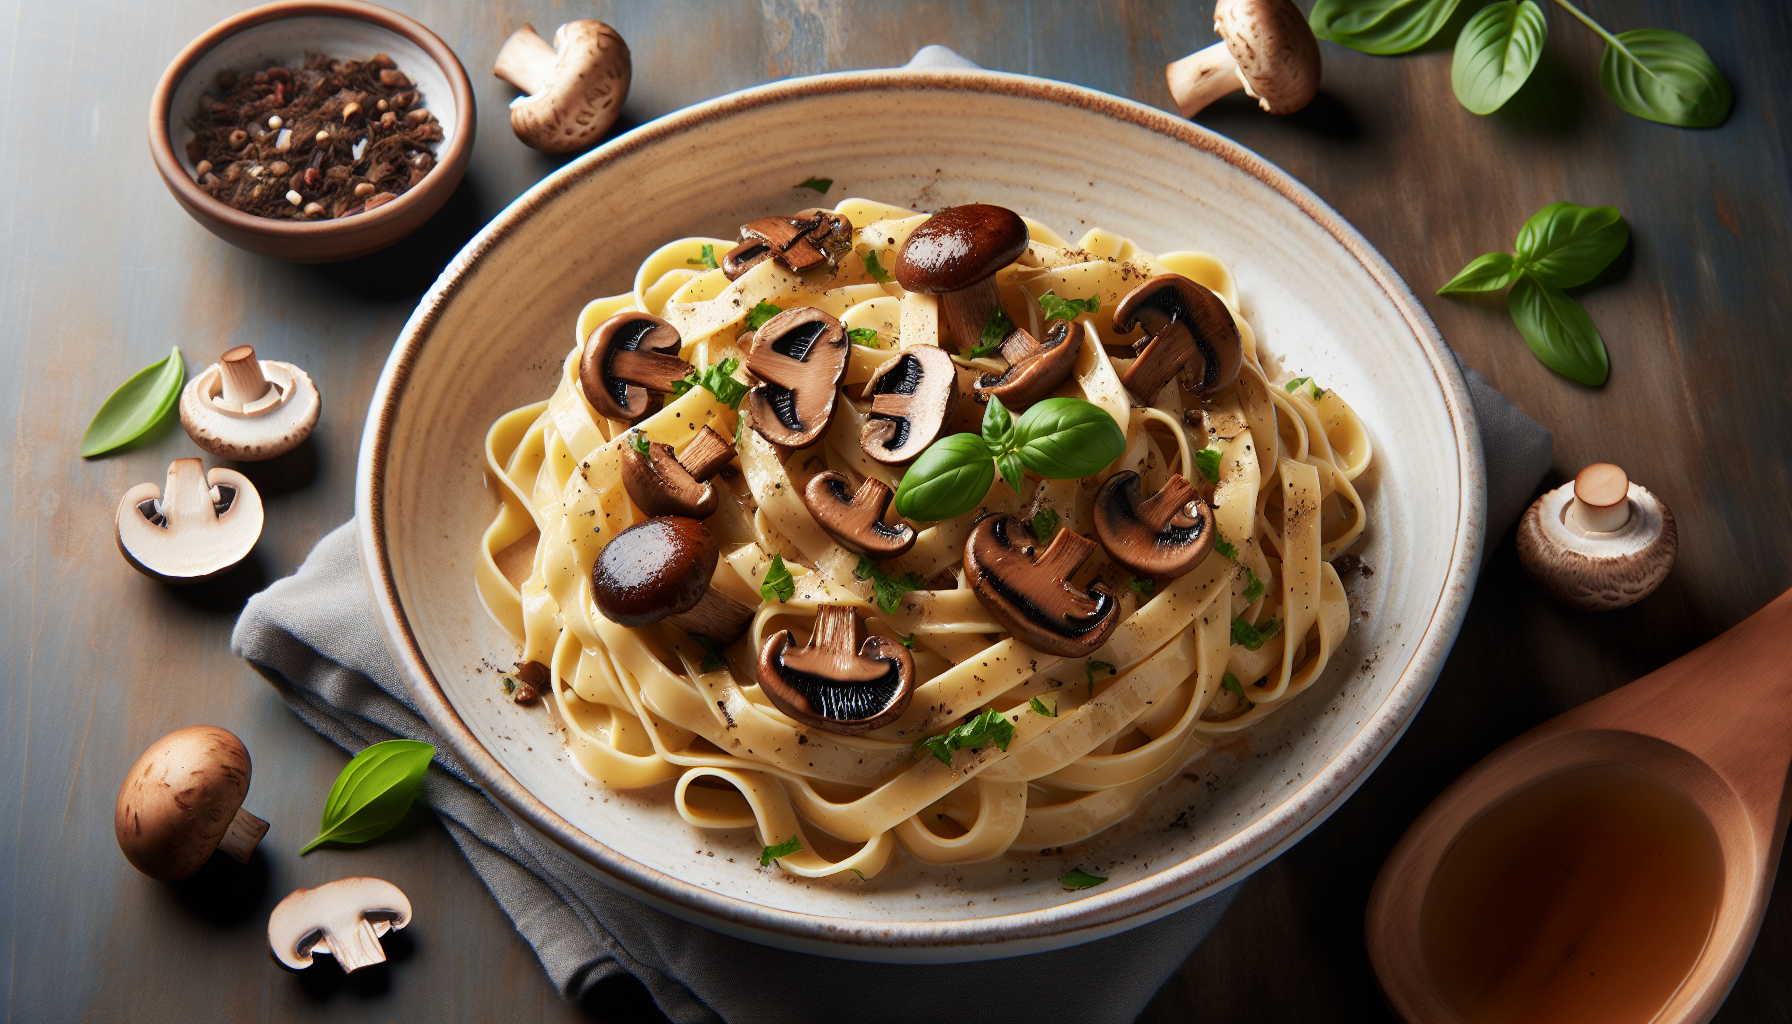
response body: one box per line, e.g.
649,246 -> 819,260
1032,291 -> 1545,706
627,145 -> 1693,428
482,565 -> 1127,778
621,440 -> 718,519
974,319 -> 1083,410
503,21 -> 631,154
116,458 -> 263,583
744,306 -> 850,448
860,345 -> 962,464
1517,478 -> 1678,611
756,605 -> 915,734
726,209 -> 855,281
579,312 -> 688,421
1216,0 -> 1321,115
268,876 -> 412,972
179,352 -> 320,461
1112,274 -> 1244,401
894,205 -> 1031,294
114,726 -> 252,881
1093,472 -> 1217,579
802,471 -> 917,558
963,515 -> 1120,657
592,517 -> 719,626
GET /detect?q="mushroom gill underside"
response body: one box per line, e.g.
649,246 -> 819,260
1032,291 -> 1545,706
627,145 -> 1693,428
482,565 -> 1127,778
769,643 -> 907,722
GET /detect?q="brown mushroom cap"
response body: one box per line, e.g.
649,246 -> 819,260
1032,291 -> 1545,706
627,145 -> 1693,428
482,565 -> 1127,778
756,605 -> 915,734
974,318 -> 1083,410
620,426 -> 735,519
579,312 -> 690,421
1112,274 -> 1243,402
860,345 -> 962,464
493,20 -> 631,154
268,876 -> 412,973
115,726 -> 269,881
894,205 -> 1030,294
964,516 -> 1120,658
1218,0 -> 1320,115
1093,472 -> 1216,579
724,209 -> 855,281
744,307 -> 850,448
802,471 -> 916,558
591,517 -> 718,626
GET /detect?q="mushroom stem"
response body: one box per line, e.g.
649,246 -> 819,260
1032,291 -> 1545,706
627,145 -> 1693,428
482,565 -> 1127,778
327,917 -> 391,974
665,587 -> 755,644
611,349 -> 695,393
1166,41 -> 1243,118
219,345 -> 271,404
1570,463 -> 1632,533
214,805 -> 271,864
939,278 -> 1004,355
679,426 -> 735,481
1136,474 -> 1201,531
493,24 -> 559,96
1037,528 -> 1099,580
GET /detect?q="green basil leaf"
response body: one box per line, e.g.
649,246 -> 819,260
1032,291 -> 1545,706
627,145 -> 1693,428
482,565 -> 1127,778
848,327 -> 881,347
628,430 -> 649,456
761,553 -> 795,603
1222,672 -> 1249,700
970,306 -> 1015,358
910,708 -> 1015,765
981,394 -> 1014,451
862,250 -> 893,283
1438,252 -> 1519,294
1508,276 -> 1609,386
1037,292 -> 1101,322
745,301 -> 782,330
1031,508 -> 1058,542
1012,398 -> 1126,480
794,178 -> 833,194
1451,1 -> 1546,115
1599,28 -> 1732,128
80,346 -> 184,457
1309,0 -> 1462,55
1513,202 -> 1629,288
894,433 -> 995,521
760,836 -> 802,865
1061,868 -> 1108,889
1195,446 -> 1223,483
996,452 -> 1025,495
854,556 -> 928,614
1029,696 -> 1058,718
300,739 -> 435,854
1231,616 -> 1283,652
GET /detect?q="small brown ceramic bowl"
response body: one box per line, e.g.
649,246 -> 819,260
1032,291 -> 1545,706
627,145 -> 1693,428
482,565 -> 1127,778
148,0 -> 475,263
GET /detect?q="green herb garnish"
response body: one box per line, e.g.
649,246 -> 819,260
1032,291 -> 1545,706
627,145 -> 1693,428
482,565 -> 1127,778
863,250 -> 893,282
760,836 -> 802,865
761,553 -> 795,603
745,300 -> 783,330
1283,377 -> 1322,400
1086,659 -> 1115,698
672,357 -> 750,409
1031,508 -> 1058,543
628,430 -> 650,456
855,556 -> 927,613
1231,617 -> 1283,652
80,346 -> 184,457
1221,672 -> 1248,700
694,635 -> 729,672
686,243 -> 720,269
848,327 -> 881,347
1128,576 -> 1155,598
299,739 -> 435,854
898,633 -> 918,649
794,177 -> 833,194
969,306 -> 1015,358
1029,696 -> 1058,718
1060,868 -> 1107,890
1037,292 -> 1101,322
1195,446 -> 1223,483
912,708 -> 1016,766
1452,1 -> 1547,115
1242,569 -> 1265,603
1215,532 -> 1239,561
893,398 -> 1124,522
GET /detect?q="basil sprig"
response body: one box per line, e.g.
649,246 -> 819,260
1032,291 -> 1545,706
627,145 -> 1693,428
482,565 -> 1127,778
1309,0 -> 1464,55
80,346 -> 184,457
912,708 -> 1015,765
1061,868 -> 1108,890
670,357 -> 750,408
1452,1 -> 1546,115
300,739 -> 435,854
761,554 -> 794,603
893,397 -> 1125,522
760,836 -> 802,865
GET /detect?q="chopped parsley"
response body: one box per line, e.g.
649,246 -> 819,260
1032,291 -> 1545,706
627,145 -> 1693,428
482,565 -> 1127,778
628,430 -> 649,456
670,357 -> 749,409
1060,868 -> 1108,889
694,635 -> 729,672
745,300 -> 783,330
898,633 -> 918,649
761,554 -> 795,603
862,249 -> 893,283
1285,376 -> 1323,400
968,306 -> 1015,358
855,556 -> 927,613
1128,576 -> 1155,598
1221,671 -> 1248,700
1029,696 -> 1058,718
500,674 -> 518,695
1031,508 -> 1058,542
1085,659 -> 1115,697
1231,616 -> 1282,651
760,836 -> 802,865
794,177 -> 833,194
686,243 -> 720,269
1214,531 -> 1238,561
1195,446 -> 1223,483
848,327 -> 881,347
1242,568 -> 1265,603
912,708 -> 1016,765
1037,292 -> 1101,322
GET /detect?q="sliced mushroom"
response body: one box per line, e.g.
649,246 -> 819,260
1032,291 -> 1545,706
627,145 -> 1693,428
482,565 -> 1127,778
859,344 -> 962,464
1517,463 -> 1678,611
268,877 -> 412,973
1093,472 -> 1216,579
1112,274 -> 1244,404
115,726 -> 269,881
116,458 -> 264,582
744,307 -> 850,448
963,516 -> 1120,658
1166,0 -> 1320,118
579,312 -> 690,421
621,426 -> 737,519
895,204 -> 1030,354
973,318 -> 1083,410
591,516 -> 754,643
802,471 -> 916,558
756,605 -> 915,734
493,20 -> 630,153
722,208 -> 855,280
179,345 -> 321,461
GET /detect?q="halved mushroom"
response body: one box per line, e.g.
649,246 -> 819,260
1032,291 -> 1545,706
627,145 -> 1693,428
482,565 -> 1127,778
268,877 -> 412,973
1093,472 -> 1216,579
1517,463 -> 1678,611
802,471 -> 916,558
621,426 -> 736,519
756,604 -> 915,734
579,312 -> 691,421
115,726 -> 269,881
973,318 -> 1082,410
859,344 -> 962,464
116,458 -> 264,582
744,307 -> 850,448
1112,274 -> 1243,404
963,516 -> 1120,658
591,516 -> 754,643
493,20 -> 631,154
895,204 -> 1030,354
722,208 -> 855,280
179,345 -> 321,461
1166,0 -> 1320,118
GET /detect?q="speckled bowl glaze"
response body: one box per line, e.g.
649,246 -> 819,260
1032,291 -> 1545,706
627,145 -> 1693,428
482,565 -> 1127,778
357,69 -> 1486,961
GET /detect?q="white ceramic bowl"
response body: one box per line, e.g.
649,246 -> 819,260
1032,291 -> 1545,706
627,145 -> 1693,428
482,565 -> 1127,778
357,68 -> 1485,962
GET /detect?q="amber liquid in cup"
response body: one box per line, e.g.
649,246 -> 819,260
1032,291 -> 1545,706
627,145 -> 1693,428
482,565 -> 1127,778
1420,763 -> 1724,1024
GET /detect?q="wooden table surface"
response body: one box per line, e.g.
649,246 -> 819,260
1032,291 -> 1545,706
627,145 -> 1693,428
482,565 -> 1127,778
4,1 -> 1788,1020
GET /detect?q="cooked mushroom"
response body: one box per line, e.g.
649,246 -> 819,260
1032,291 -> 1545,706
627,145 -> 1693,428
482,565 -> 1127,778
179,345 -> 320,461
963,516 -> 1120,658
591,516 -> 754,642
1166,0 -> 1321,118
973,318 -> 1082,410
621,426 -> 736,519
743,306 -> 850,448
757,604 -> 915,734
493,20 -> 630,153
579,312 -> 691,421
802,471 -> 916,558
1112,274 -> 1244,404
1517,463 -> 1678,611
115,726 -> 269,881
859,344 -> 962,464
895,204 -> 1030,354
268,877 -> 412,973
116,458 -> 264,582
1093,472 -> 1216,579
722,208 -> 856,280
